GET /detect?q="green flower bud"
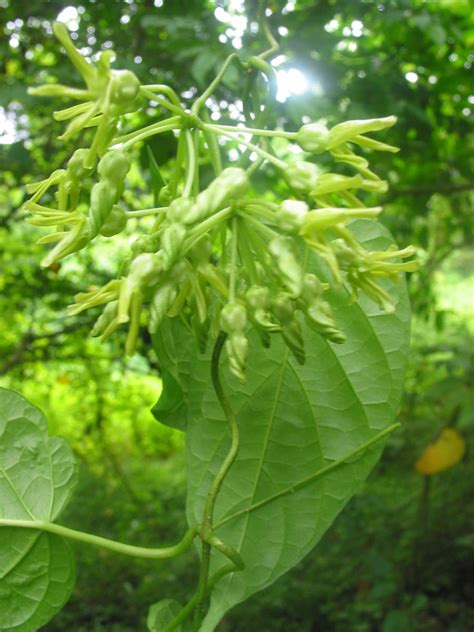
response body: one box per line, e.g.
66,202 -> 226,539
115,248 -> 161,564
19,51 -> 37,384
169,261 -> 188,284
225,333 -> 248,382
128,253 -> 163,288
100,204 -> 127,237
295,122 -> 329,153
98,150 -> 131,182
161,222 -> 186,269
281,320 -> 305,365
67,148 -> 92,181
149,283 -> 177,333
272,293 -> 295,326
283,161 -> 319,194
246,286 -> 279,332
304,298 -> 346,344
91,300 -> 119,337
246,286 -> 270,310
220,303 -> 247,334
159,185 -> 173,206
183,167 -> 248,225
109,69 -> 140,115
301,274 -> 329,303
269,236 -> 304,298
89,181 -> 115,237
276,200 -> 309,233
167,197 -> 194,223
131,232 -> 161,255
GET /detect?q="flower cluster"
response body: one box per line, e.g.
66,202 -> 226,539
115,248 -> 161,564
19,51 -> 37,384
26,24 -> 416,381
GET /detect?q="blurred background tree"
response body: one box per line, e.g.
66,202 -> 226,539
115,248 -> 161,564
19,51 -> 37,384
0,1 -> 472,630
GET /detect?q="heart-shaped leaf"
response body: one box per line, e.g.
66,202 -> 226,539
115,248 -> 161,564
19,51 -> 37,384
152,220 -> 410,631
0,388 -> 78,632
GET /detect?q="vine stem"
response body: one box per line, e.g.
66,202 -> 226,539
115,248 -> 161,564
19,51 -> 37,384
111,116 -> 181,146
119,124 -> 179,150
0,519 -> 198,560
202,124 -> 286,170
236,3 -> 279,169
191,53 -> 240,116
209,122 -> 295,140
192,331 -> 241,630
140,88 -> 184,115
258,0 -> 279,60
161,563 -> 241,632
140,84 -> 183,108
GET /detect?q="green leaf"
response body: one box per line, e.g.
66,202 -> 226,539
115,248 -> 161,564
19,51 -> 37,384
0,388 -> 77,632
191,51 -> 219,88
147,598 -> 189,632
154,221 -> 410,631
151,319 -> 188,431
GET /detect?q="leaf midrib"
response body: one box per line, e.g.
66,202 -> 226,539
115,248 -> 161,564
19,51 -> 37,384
208,351 -> 289,605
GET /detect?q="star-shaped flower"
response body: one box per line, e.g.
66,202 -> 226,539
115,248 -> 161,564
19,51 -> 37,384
28,22 -> 140,167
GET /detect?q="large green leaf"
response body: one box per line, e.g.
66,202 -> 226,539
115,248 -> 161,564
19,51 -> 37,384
0,388 -> 77,632
152,323 -> 188,431
152,220 -> 411,631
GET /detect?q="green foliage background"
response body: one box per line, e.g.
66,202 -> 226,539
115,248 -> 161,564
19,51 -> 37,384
0,1 -> 473,630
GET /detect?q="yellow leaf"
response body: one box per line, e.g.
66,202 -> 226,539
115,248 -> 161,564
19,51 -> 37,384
415,429 -> 466,475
